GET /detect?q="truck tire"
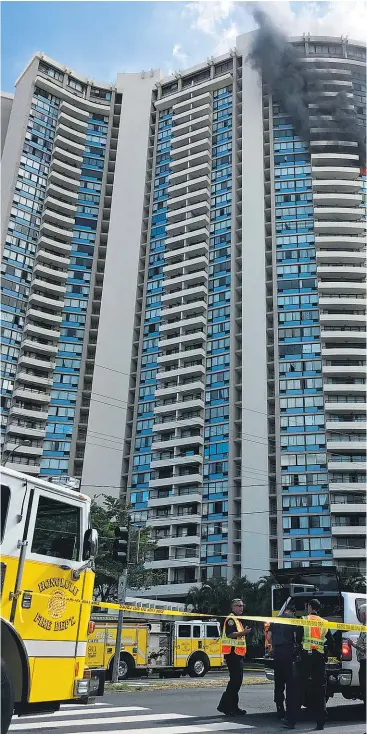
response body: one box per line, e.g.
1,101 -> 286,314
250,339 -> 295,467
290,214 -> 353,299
115,653 -> 135,681
187,654 -> 209,678
1,659 -> 14,734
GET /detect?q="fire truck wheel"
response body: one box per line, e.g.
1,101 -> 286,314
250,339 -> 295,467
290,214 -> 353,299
187,653 -> 209,678
116,653 -> 135,680
1,659 -> 14,734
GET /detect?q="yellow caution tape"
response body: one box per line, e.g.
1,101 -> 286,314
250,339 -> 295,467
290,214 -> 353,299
236,614 -> 366,633
17,591 -> 367,632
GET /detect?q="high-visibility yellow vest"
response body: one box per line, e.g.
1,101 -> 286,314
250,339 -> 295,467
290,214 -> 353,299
221,614 -> 247,656
303,614 -> 327,654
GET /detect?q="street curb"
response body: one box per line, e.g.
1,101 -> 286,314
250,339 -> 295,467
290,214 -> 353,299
105,677 -> 271,692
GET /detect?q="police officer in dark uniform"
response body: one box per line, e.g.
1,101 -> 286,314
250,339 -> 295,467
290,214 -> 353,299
301,599 -> 333,731
217,598 -> 251,716
268,605 -> 302,730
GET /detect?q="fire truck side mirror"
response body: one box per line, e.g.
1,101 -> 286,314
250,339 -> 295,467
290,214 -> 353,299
83,528 -> 99,560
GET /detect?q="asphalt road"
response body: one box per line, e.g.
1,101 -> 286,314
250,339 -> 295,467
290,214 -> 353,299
10,684 -> 366,734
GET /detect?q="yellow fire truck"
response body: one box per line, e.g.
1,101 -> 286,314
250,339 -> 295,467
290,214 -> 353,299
86,614 -> 224,679
1,467 -> 104,734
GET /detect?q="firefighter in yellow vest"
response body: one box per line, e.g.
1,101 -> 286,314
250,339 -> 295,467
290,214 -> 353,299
301,599 -> 332,731
217,598 -> 251,716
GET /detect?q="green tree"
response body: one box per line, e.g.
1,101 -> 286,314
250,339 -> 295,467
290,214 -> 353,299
187,575 -> 275,618
337,568 -> 366,593
91,494 -> 164,601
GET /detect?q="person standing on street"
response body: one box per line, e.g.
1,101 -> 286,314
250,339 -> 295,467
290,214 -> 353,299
347,603 -> 366,700
217,598 -> 251,717
268,605 -> 302,729
301,598 -> 332,731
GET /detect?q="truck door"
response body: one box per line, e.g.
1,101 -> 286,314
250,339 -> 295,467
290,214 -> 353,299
203,622 -> 222,667
87,625 -> 107,668
174,623 -> 196,667
14,486 -> 89,702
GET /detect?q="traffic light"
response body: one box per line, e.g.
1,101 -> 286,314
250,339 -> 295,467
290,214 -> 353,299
113,526 -> 129,565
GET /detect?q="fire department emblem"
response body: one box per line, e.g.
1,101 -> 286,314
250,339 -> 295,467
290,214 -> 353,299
47,589 -> 67,619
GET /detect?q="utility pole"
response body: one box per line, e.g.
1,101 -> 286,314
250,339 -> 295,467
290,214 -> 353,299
111,567 -> 128,683
111,525 -> 129,683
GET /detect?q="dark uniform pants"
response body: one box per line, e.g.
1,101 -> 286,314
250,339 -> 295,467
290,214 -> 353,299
218,654 -> 244,713
273,652 -> 300,725
302,650 -> 326,727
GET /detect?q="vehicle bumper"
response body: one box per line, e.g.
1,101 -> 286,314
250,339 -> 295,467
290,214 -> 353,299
74,668 -> 105,698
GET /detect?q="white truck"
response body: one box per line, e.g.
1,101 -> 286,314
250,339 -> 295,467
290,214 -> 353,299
265,567 -> 366,704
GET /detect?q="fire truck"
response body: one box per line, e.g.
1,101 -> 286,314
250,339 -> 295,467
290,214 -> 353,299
1,467 -> 104,734
86,614 -> 223,679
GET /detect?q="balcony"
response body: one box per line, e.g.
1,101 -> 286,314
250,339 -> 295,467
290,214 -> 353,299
16,371 -> 53,388
6,422 -> 45,439
318,263 -> 366,278
330,503 -> 366,514
59,100 -> 89,122
54,130 -> 85,156
17,353 -> 55,371
171,124 -> 210,149
37,234 -> 71,258
12,387 -> 49,404
40,220 -> 73,241
170,149 -> 210,174
28,292 -> 64,311
315,234 -> 366,250
55,120 -> 86,144
31,277 -> 66,297
3,461 -> 39,475
170,137 -> 210,161
314,205 -> 364,221
21,337 -> 58,356
50,156 -> 81,181
46,181 -> 79,204
151,454 -> 202,470
168,181 -> 210,209
43,195 -> 77,218
311,152 -> 360,167
9,404 -> 48,421
152,434 -> 204,451
310,166 -> 360,180
326,420 -> 367,432
333,548 -> 366,559
313,192 -> 362,207
33,262 -> 68,282
315,220 -> 366,236
156,364 -> 205,381
319,295 -> 366,310
331,525 -> 366,536
23,322 -> 60,340
153,415 -> 204,433
316,250 -> 366,265
48,168 -> 81,192
163,258 -> 208,281
320,327 -> 366,342
173,92 -> 211,114
167,199 -> 209,224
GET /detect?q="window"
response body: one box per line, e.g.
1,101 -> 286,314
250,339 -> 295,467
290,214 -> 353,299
192,625 -> 201,638
206,624 -> 220,638
356,598 -> 367,623
31,495 -> 81,560
177,624 -> 191,638
1,485 -> 10,542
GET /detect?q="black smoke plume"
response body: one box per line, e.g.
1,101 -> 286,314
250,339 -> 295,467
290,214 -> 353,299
247,7 -> 366,167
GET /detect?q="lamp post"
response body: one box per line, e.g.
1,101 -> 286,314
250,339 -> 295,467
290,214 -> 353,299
2,441 -> 31,466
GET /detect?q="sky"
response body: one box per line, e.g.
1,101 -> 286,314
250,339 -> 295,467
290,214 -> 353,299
1,0 -> 366,93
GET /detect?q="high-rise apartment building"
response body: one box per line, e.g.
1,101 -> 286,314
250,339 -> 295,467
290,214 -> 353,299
1,34 -> 365,598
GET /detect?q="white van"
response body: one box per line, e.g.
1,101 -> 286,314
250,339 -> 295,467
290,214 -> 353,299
265,567 -> 366,704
